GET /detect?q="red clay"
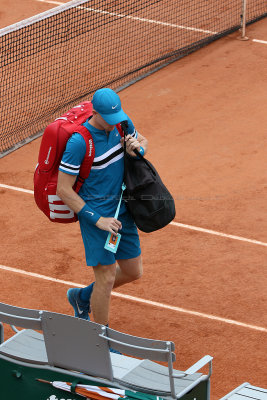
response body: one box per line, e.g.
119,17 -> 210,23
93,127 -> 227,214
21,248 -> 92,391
0,2 -> 266,399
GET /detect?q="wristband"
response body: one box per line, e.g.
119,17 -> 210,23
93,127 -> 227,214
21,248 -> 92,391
77,204 -> 101,225
139,146 -> 145,156
133,146 -> 144,159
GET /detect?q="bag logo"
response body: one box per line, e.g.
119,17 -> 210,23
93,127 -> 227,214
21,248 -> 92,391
44,146 -> 52,165
48,195 -> 75,220
89,138 -> 93,157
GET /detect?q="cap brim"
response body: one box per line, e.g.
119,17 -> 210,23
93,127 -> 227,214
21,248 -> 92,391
99,108 -> 128,125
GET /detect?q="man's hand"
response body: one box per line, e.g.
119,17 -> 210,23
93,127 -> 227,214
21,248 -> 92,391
121,134 -> 141,157
96,217 -> 122,234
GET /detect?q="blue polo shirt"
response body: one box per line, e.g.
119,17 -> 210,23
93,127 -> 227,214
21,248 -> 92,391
59,116 -> 137,218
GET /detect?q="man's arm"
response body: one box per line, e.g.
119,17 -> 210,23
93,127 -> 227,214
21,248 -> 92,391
57,171 -> 122,234
57,171 -> 85,214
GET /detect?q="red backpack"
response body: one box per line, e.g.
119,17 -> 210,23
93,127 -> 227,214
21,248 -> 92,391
34,101 -> 124,223
34,101 -> 96,223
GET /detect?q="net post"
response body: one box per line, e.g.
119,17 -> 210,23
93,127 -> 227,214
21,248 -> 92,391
237,0 -> 249,40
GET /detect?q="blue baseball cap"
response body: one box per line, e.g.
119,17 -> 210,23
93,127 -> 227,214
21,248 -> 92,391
92,88 -> 127,125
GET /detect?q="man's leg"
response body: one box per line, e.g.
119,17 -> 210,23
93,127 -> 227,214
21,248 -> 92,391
91,263 -> 117,325
68,256 -> 142,321
113,255 -> 143,288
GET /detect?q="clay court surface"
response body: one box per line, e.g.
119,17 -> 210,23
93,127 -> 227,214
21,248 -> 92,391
0,1 -> 267,399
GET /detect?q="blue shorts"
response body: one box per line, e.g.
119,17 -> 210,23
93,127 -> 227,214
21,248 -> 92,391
79,211 -> 141,267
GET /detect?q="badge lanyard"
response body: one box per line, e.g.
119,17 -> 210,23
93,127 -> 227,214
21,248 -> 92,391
104,183 -> 126,253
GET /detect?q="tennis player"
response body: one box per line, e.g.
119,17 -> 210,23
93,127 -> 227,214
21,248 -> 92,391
57,88 -> 148,327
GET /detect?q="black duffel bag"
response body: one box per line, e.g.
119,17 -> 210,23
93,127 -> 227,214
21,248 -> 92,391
121,121 -> 176,233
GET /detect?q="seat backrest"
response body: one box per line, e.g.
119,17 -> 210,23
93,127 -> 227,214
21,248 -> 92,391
0,303 -> 113,380
102,325 -> 176,362
41,311 -> 113,380
0,302 -> 42,331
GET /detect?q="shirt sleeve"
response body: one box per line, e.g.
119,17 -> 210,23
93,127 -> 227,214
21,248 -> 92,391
59,133 -> 86,175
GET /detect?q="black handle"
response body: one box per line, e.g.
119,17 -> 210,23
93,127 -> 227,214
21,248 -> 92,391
121,120 -> 143,158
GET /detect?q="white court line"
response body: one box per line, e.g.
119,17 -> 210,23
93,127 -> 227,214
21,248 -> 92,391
252,39 -> 267,45
170,221 -> 267,247
36,0 -> 217,35
0,264 -> 266,333
1,183 -> 267,247
0,183 -> 34,195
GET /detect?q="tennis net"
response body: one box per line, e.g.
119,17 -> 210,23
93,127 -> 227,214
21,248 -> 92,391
0,0 -> 266,156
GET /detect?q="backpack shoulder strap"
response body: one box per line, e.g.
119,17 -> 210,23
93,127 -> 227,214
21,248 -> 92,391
116,123 -> 124,138
72,125 -> 95,193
